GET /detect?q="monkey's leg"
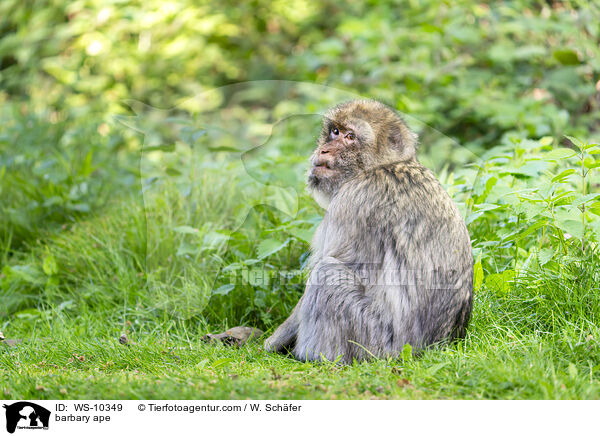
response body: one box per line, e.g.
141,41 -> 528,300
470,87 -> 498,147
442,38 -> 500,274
294,257 -> 377,363
264,298 -> 303,353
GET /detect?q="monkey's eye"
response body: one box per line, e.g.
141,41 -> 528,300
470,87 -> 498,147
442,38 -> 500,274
331,127 -> 339,136
346,132 -> 356,140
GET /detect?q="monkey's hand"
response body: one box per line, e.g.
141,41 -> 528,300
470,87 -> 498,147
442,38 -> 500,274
264,326 -> 297,353
264,332 -> 295,353
263,335 -> 281,352
264,300 -> 302,353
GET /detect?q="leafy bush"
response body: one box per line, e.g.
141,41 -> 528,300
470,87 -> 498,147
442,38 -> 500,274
1,0 -> 598,147
460,135 -> 600,279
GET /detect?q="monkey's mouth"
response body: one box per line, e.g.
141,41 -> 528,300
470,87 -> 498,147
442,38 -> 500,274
312,162 -> 336,174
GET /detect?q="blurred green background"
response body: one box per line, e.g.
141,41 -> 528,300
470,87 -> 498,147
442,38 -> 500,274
2,0 -> 598,134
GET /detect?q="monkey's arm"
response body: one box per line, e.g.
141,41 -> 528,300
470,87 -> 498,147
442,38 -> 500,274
264,297 -> 303,353
293,257 -> 375,362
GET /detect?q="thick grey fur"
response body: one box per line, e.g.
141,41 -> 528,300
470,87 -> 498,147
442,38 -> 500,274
264,100 -> 473,363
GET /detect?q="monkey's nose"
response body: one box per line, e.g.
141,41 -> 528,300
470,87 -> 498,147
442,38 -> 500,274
320,149 -> 330,154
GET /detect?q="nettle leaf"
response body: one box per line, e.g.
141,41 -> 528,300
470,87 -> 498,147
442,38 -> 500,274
203,231 -> 230,248
485,182 -> 513,203
288,227 -> 314,243
465,211 -> 484,225
485,270 -> 515,293
268,187 -> 298,218
242,259 -> 261,266
587,147 -> 600,155
497,227 -> 519,242
221,262 -> 244,272
544,148 -> 576,160
511,202 -> 529,218
4,265 -> 45,285
213,284 -> 235,296
522,203 -> 546,220
473,174 -> 496,197
484,176 -> 498,197
538,248 -> 555,266
517,218 -> 547,241
565,135 -> 585,150
475,203 -> 501,212
572,193 -> 600,207
554,207 -> 582,222
518,139 -> 544,151
588,202 -> 600,216
556,220 -> 584,240
551,168 -> 576,183
519,250 -> 536,274
466,203 -> 502,225
553,192 -> 577,207
256,238 -> 288,259
583,157 -> 600,170
503,161 -> 548,177
517,187 -> 542,199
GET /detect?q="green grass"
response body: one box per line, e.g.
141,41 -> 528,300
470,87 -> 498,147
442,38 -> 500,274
3,293 -> 600,400
2,173 -> 600,400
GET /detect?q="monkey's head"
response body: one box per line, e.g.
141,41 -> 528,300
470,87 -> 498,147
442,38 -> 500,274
307,100 -> 417,207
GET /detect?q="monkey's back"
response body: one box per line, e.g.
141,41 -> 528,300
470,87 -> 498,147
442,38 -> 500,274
317,160 -> 473,353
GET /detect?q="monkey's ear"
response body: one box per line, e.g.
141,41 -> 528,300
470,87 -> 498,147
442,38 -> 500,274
388,123 -> 418,158
387,126 -> 404,148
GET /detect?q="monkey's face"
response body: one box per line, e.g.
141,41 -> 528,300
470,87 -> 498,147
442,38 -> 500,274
307,100 -> 418,208
307,117 -> 373,204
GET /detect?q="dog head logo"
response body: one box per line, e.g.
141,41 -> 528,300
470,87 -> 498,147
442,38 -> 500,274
3,402 -> 50,434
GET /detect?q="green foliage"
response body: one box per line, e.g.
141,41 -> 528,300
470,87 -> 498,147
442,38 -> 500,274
1,0 -> 598,145
460,135 -> 600,276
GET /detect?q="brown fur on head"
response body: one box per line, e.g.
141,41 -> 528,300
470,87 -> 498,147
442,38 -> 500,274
307,100 -> 418,206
